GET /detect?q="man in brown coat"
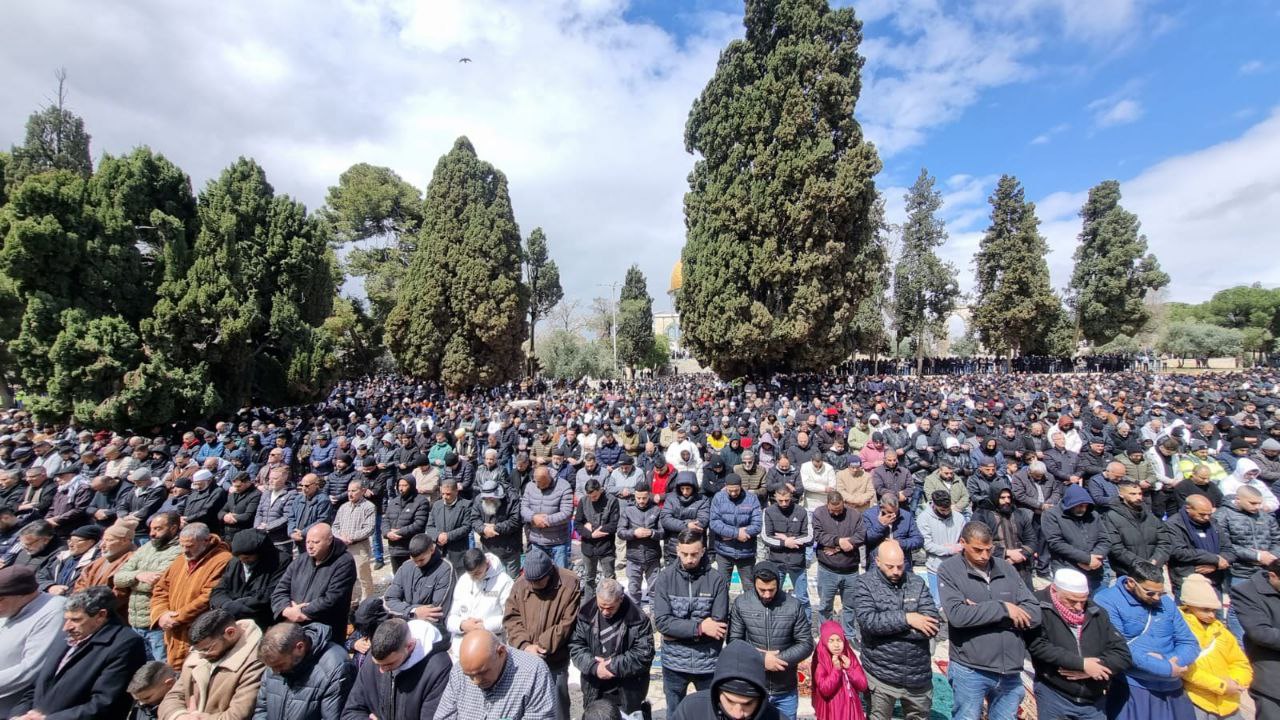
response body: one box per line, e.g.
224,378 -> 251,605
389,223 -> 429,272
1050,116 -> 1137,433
72,523 -> 135,618
835,459 -> 876,515
150,522 -> 232,670
157,608 -> 264,720
503,546 -> 581,720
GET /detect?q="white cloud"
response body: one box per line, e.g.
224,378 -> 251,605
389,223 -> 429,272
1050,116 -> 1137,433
1031,122 -> 1070,145
1037,107 -> 1280,302
1090,96 -> 1144,127
1240,59 -> 1266,75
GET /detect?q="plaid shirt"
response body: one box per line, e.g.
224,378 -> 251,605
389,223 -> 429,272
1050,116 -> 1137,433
434,645 -> 558,720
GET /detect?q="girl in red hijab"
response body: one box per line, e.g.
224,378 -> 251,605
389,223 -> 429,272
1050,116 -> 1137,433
812,620 -> 868,720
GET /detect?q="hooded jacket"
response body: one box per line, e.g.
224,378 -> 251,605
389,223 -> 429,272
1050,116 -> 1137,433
1221,458 -> 1280,513
383,485 -> 430,559
708,488 -> 762,560
503,567 -> 582,672
341,620 -> 452,720
445,552 -> 514,651
1042,485 -> 1108,581
1094,578 -> 1199,692
667,639 -> 781,720
1179,608 -> 1253,716
209,529 -> 287,629
271,537 -> 357,643
658,473 -> 710,559
971,480 -> 1036,572
150,535 -> 234,670
652,554 -> 730,675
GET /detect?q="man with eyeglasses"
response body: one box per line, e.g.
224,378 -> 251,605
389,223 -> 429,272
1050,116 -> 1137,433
1094,561 -> 1199,720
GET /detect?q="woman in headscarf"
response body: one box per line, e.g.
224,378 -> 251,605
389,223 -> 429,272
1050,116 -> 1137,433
811,620 -> 868,720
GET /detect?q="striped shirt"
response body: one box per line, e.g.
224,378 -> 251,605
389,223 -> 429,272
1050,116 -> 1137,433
434,645 -> 557,720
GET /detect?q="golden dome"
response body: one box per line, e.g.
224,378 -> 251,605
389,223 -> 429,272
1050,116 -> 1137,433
668,259 -> 683,294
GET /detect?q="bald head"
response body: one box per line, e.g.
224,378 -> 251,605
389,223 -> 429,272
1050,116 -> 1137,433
458,630 -> 507,690
876,540 -> 906,583
305,523 -> 334,560
1185,494 -> 1214,513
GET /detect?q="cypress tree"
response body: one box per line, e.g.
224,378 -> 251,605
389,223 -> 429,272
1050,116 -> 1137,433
679,0 -> 882,376
617,265 -> 655,371
385,137 -> 528,388
971,175 -> 1061,357
523,227 -> 562,373
892,169 -> 959,375
1068,180 -> 1169,344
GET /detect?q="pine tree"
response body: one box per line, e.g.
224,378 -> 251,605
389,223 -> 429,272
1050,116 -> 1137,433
523,227 -> 562,374
679,0 -> 882,376
7,70 -> 93,185
385,137 -> 528,388
971,175 -> 1061,357
617,265 -> 655,371
892,169 -> 959,374
1068,180 -> 1169,344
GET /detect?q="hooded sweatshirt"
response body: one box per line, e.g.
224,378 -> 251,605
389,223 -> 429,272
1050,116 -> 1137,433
343,620 -> 453,720
1221,458 -> 1280,513
667,639 -> 781,720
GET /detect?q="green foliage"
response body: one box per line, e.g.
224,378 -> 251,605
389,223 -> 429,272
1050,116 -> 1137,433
679,0 -> 882,376
536,329 -> 615,380
971,175 -> 1061,356
1157,321 -> 1244,362
321,297 -> 384,379
893,169 -> 960,369
1095,334 -> 1140,355
617,265 -> 655,370
323,163 -> 423,328
950,333 -> 979,358
644,333 -> 671,370
1067,180 -> 1169,344
1165,302 -> 1213,324
523,227 -> 562,366
25,309 -> 143,421
1203,283 -> 1280,336
145,157 -> 338,410
6,75 -> 93,185
385,137 -> 528,389
0,169 -> 88,302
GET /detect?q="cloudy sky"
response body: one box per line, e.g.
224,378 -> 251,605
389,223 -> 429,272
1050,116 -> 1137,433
2,0 -> 1277,314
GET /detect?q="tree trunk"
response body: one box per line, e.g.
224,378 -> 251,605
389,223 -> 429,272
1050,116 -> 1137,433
915,331 -> 925,376
527,312 -> 537,377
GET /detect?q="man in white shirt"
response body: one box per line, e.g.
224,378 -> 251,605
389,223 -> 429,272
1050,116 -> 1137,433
445,549 -> 514,657
0,566 -> 67,716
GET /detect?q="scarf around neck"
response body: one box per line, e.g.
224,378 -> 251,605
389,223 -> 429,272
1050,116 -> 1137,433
1050,586 -> 1086,627
1179,508 -> 1219,555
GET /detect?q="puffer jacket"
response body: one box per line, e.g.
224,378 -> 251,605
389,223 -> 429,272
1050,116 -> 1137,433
1216,504 -> 1280,581
850,566 -> 938,689
1025,588 -> 1132,705
728,588 -> 814,694
383,488 -> 430,560
113,536 -> 183,628
658,473 -> 710,559
575,491 -> 620,558
618,498 -> 665,564
1095,579 -> 1199,691
708,488 -> 761,560
1180,609 -> 1253,717
252,623 -> 351,720
1042,486 -> 1108,583
652,554 -> 729,675
667,639 -> 780,720
1102,498 -> 1171,577
569,595 -> 655,713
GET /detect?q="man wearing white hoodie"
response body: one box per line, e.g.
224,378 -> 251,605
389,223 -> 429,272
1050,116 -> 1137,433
1222,458 -> 1279,513
446,549 -> 514,657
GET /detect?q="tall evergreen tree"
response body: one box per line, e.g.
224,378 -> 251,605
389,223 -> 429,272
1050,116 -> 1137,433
7,70 -> 93,185
322,163 -> 423,327
523,227 -> 562,374
385,137 -> 528,388
892,169 -> 959,375
145,157 -> 338,410
1068,180 -> 1169,344
679,0 -> 882,376
851,192 -> 892,359
617,265 -> 655,371
971,175 -> 1061,357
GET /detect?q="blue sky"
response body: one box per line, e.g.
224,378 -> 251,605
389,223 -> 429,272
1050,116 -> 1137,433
2,0 -> 1277,314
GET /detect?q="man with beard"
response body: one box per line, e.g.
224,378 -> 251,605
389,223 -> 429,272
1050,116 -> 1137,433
1166,493 -> 1228,601
253,621 -> 351,720
833,456 -> 875,516
1172,463 -> 1224,509
652,529 -> 730,713
972,481 -> 1036,587
659,472 -> 710,564
209,528 -> 286,630
966,458 -> 1003,512
1094,561 -> 1198,720
86,470 -> 125,528
503,545 -> 582,720
473,477 -> 523,580
182,468 -> 228,534
732,451 -> 766,507
149,522 -> 232,670
812,491 -> 864,641
1102,480 -> 1171,580
852,541 -> 939,720
14,467 -> 54,527
343,616 -> 454,720
475,448 -> 510,501
1043,486 -> 1109,592
385,534 -> 455,639
575,477 -> 619,599
115,512 -> 183,661
871,453 -> 914,512
570,578 -> 655,717
220,471 -> 262,545
71,523 -> 134,615
156,608 -> 265,720
763,456 -> 800,506
383,474 -> 430,572
1011,461 -> 1060,577
426,479 -> 473,573
760,485 -> 811,616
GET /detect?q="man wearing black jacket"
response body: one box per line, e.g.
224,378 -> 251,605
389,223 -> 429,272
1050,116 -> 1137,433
271,523 -> 357,643
1102,480 -> 1171,579
812,490 -> 864,640
667,638 -> 780,720
472,479 -> 523,581
182,469 -> 228,534
1026,568 -> 1132,720
342,617 -> 453,720
569,578 -> 655,716
209,529 -> 286,630
575,478 -> 619,599
220,471 -> 262,545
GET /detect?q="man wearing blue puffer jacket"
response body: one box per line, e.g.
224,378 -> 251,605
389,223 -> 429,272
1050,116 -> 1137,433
709,474 -> 763,596
1094,561 -> 1200,720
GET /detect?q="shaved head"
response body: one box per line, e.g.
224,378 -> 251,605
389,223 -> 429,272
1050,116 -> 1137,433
1185,494 -> 1214,513
876,540 -> 906,583
458,630 -> 506,690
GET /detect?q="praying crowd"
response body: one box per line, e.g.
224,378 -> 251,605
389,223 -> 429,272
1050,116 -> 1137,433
2,369 -> 1280,720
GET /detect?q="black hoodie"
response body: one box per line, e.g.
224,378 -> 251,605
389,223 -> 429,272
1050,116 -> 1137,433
668,639 -> 781,720
209,528 -> 286,630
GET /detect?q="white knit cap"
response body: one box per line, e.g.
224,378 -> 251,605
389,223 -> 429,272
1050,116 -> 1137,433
1053,568 -> 1089,594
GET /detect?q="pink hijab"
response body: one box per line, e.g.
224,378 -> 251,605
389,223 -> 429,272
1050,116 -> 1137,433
811,621 -> 868,720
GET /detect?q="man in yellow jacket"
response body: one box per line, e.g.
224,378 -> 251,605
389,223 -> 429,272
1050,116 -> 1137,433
1179,574 -> 1252,719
